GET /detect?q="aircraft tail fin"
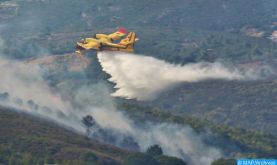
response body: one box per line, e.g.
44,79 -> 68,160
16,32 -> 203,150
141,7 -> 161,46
118,32 -> 138,52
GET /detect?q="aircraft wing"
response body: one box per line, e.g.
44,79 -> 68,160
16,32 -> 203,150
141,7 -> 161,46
104,42 -> 126,48
77,38 -> 100,50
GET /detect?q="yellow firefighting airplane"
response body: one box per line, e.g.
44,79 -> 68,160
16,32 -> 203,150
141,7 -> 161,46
75,28 -> 138,54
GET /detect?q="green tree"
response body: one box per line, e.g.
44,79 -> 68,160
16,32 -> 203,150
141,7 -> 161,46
123,153 -> 160,165
157,155 -> 187,165
81,152 -> 98,162
8,154 -> 16,165
82,115 -> 95,137
146,144 -> 163,157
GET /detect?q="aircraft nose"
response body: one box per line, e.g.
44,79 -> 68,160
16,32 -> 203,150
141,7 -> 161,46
76,44 -> 85,50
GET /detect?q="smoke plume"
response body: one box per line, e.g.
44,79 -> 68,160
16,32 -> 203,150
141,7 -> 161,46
0,2 -> 273,165
74,87 -> 222,165
0,57 -> 222,165
0,58 -> 83,131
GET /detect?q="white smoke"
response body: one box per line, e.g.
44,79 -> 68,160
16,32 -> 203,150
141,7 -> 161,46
0,57 -> 222,165
0,59 -> 63,110
74,89 -> 222,165
134,123 -> 221,165
0,58 -> 83,131
92,109 -> 222,165
2,50 -> 274,164
97,51 -> 253,100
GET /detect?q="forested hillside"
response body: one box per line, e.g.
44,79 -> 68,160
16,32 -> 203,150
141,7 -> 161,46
1,0 -> 277,64
118,102 -> 277,157
0,0 -> 276,164
0,107 -> 187,165
143,80 -> 277,133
